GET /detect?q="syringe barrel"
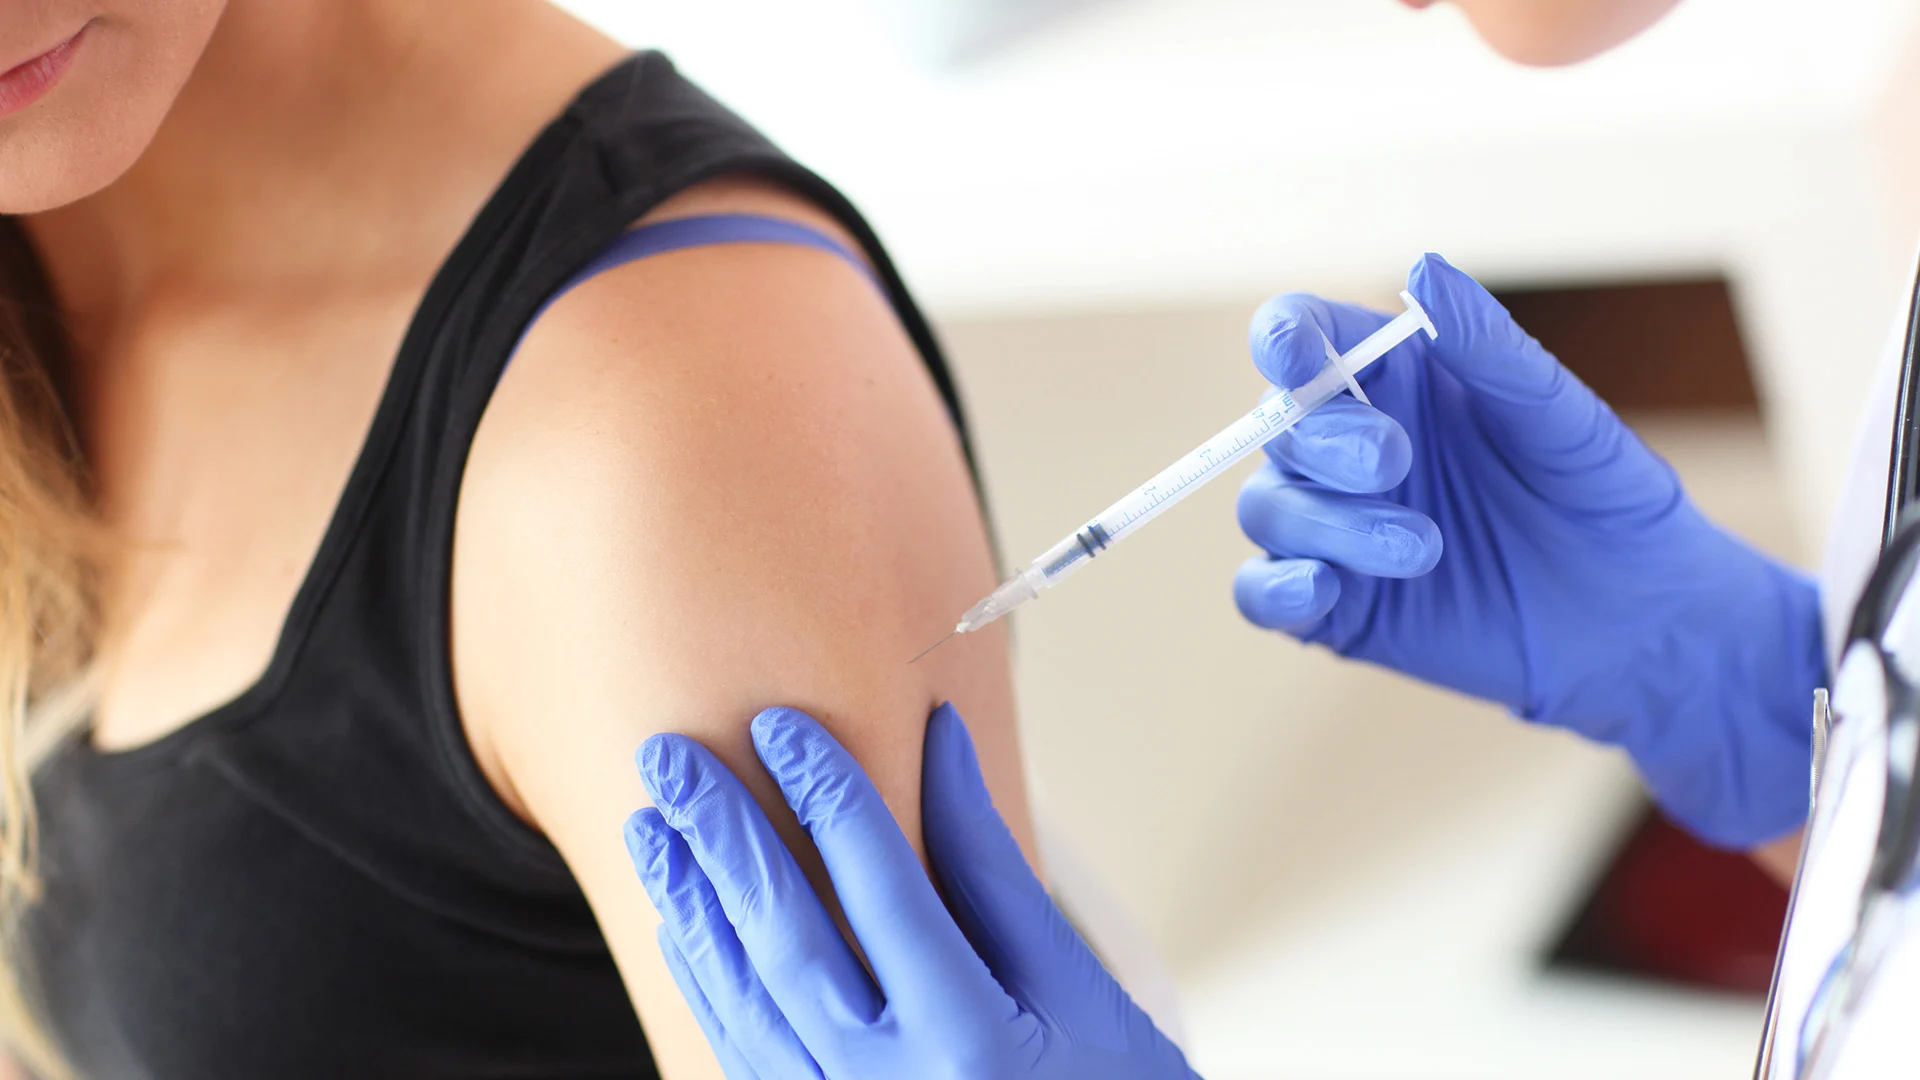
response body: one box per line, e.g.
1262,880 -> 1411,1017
1042,385 -> 1338,583
974,288 -> 1437,623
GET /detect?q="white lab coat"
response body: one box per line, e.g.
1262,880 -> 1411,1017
1764,256 -> 1920,1079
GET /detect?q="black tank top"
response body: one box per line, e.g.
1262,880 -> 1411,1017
22,53 -> 967,1079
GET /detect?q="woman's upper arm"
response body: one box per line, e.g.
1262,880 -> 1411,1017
447,190 -> 1033,1079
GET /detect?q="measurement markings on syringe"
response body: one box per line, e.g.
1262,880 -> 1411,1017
1102,401 -> 1301,532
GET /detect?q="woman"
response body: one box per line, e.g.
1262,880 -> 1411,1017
0,1 -> 1032,1077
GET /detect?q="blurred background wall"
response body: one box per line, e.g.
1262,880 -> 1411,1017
554,2 -> 1920,1076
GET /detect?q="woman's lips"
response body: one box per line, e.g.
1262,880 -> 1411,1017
0,24 -> 86,120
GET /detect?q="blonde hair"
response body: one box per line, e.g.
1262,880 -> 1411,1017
0,214 -> 101,1080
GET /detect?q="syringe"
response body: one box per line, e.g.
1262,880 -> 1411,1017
913,290 -> 1437,662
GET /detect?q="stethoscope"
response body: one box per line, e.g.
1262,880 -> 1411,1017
1752,269 -> 1920,1080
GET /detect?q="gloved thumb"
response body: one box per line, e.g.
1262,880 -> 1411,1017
921,703 -> 1123,1009
1408,253 -> 1676,515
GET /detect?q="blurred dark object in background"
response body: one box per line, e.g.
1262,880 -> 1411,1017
1547,808 -> 1789,994
1495,279 -> 1758,412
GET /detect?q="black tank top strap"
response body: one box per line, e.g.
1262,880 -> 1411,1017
520,212 -> 882,344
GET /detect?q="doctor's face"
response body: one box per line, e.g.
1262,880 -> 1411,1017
1398,0 -> 1687,65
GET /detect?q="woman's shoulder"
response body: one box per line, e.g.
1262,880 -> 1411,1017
460,178 -> 888,506
446,173 -> 990,809
436,176 -> 1023,1080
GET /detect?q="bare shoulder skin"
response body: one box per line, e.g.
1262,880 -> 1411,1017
450,178 -> 1033,1078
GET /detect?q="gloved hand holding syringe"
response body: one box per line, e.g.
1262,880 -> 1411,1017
913,289 -> 1438,662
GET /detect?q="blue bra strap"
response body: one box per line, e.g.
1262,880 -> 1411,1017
524,213 -> 877,334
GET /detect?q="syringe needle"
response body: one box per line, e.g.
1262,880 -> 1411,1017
908,629 -> 957,665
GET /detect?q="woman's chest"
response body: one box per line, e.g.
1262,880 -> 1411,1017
77,289 -> 417,751
27,734 -> 651,1079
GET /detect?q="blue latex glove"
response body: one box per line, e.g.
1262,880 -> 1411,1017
624,704 -> 1198,1080
1233,253 -> 1823,849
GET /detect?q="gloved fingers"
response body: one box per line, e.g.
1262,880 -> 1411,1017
920,703 -> 1129,1008
1233,555 -> 1342,633
1405,253 -> 1677,514
636,735 -> 883,1037
1248,291 -> 1398,391
626,809 -> 827,1080
655,924 -> 771,1080
1238,462 -> 1442,578
750,708 -> 1013,1025
1263,395 -> 1413,494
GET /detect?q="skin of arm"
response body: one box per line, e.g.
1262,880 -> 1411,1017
447,180 -> 1034,1080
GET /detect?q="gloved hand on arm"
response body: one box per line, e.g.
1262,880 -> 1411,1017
1233,253 -> 1824,849
624,704 -> 1199,1080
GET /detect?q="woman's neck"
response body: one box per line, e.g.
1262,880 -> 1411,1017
23,0 -> 622,347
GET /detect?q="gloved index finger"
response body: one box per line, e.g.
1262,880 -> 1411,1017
749,707 -> 1015,1029
627,809 -> 823,1079
1248,292 -> 1395,391
637,734 -> 882,1041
